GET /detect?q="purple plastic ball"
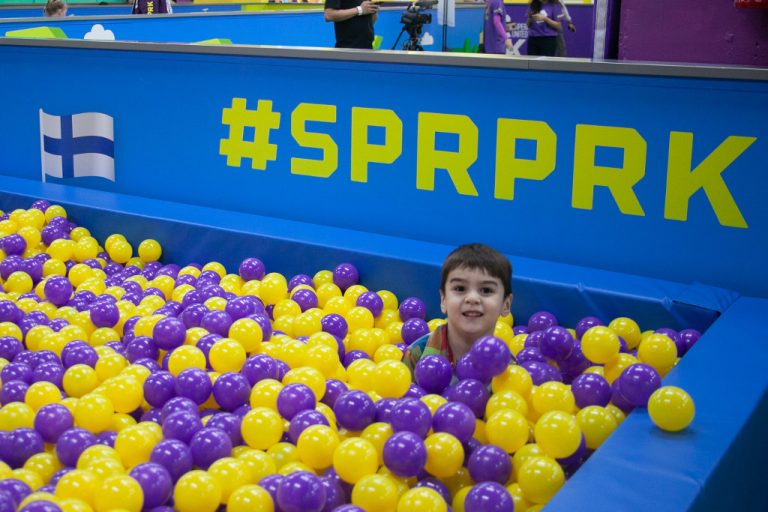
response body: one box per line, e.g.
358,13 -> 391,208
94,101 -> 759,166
292,289 -> 319,312
464,482 -> 514,512
617,363 -> 661,407
468,445 -> 511,484
444,379 -> 490,418
241,354 -> 278,385
0,337 -> 23,361
88,301 -> 119,328
519,360 -> 562,385
150,439 -> 194,482
200,310 -> 233,337
401,318 -> 430,345
468,336 -> 511,380
55,428 -> 97,467
382,431 -> 427,477
333,390 -> 376,432
398,297 -> 426,322
321,314 -> 348,340
571,373 -> 611,408
212,372 -> 250,412
162,410 -> 203,444
679,329 -> 701,355
189,427 -> 232,469
175,368 -> 212,405
414,355 -> 452,395
160,397 -> 199,423
239,258 -> 266,281
152,318 -> 186,351
539,326 -> 575,361
342,350 -> 370,368
42,276 -> 72,307
0,380 -> 29,405
277,471 -> 327,512
527,311 -> 559,333
143,371 -> 177,408
277,383 -> 317,421
5,428 -> 43,468
389,398 -> 432,438
575,316 -> 604,339
34,403 -> 74,443
374,397 -> 397,423
355,292 -> 384,318
332,263 -> 359,292
432,401 -> 476,443
320,379 -> 348,409
129,463 -> 172,509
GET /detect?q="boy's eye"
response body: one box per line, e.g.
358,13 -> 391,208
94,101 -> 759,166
481,287 -> 495,294
452,285 -> 465,292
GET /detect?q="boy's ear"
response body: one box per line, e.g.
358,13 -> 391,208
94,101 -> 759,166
440,290 -> 447,314
503,293 -> 513,313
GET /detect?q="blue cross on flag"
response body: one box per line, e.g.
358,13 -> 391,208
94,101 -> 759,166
39,109 -> 115,182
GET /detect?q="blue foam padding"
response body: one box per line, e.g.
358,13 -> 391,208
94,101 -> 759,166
547,295 -> 768,512
0,176 -> 722,332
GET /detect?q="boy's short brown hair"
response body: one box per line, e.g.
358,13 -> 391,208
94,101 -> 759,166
440,243 -> 512,297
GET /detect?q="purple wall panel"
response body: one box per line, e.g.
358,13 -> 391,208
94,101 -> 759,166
619,0 -> 768,66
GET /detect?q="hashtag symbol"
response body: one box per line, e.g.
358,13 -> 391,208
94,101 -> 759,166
219,98 -> 281,170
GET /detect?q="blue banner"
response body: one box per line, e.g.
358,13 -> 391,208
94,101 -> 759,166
0,41 -> 766,297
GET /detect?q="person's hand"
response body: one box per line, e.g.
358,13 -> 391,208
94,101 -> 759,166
360,0 -> 379,15
532,13 -> 547,22
505,38 -> 513,50
568,21 -> 576,32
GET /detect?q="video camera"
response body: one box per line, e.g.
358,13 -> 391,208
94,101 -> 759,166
400,0 -> 438,29
395,0 -> 438,51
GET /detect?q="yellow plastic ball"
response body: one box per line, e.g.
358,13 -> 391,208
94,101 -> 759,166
346,359 -> 376,392
485,409 -> 529,454
236,449 -> 277,483
485,390 -> 529,419
63,365 -> 100,398
229,318 -> 263,354
208,457 -> 252,504
266,442 -> 299,470
637,333 -> 678,372
56,469 -> 99,504
93,474 -> 143,512
534,411 -> 582,459
242,407 -> 284,450
397,487 -> 447,512
608,316 -> 642,349
351,474 -> 399,512
491,364 -> 533,397
74,393 -> 114,433
137,239 -> 162,262
249,379 -> 283,410
168,345 -> 207,376
648,386 -> 695,432
4,271 -> 33,294
360,422 -> 393,466
226,484 -> 274,512
372,360 -> 411,399
101,376 -> 143,414
531,381 -> 575,415
114,425 -> 158,469
517,456 -> 565,504
423,433 -> 464,478
333,438 -> 379,484
25,381 -> 63,411
580,326 -> 621,364
315,282 -> 342,308
345,307 -> 375,333
576,406 -> 618,449
24,452 -> 62,483
174,470 -> 222,512
296,424 -> 340,470
259,274 -> 288,305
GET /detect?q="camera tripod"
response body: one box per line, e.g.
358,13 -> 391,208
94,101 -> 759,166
392,24 -> 425,51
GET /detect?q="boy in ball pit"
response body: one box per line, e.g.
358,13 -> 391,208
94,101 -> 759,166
403,243 -> 513,373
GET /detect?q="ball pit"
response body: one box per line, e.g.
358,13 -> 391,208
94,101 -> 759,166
0,200 -> 706,511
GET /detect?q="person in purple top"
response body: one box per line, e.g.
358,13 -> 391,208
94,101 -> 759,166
526,0 -> 562,56
483,0 -> 513,54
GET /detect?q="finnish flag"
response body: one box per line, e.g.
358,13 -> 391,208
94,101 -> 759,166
39,109 -> 115,182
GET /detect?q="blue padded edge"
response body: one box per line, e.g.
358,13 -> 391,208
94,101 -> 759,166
0,176 -> 726,332
547,296 -> 768,512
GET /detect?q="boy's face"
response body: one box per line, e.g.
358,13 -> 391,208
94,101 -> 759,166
440,266 -> 512,345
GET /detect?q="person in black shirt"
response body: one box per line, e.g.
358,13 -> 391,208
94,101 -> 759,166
324,0 -> 380,49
